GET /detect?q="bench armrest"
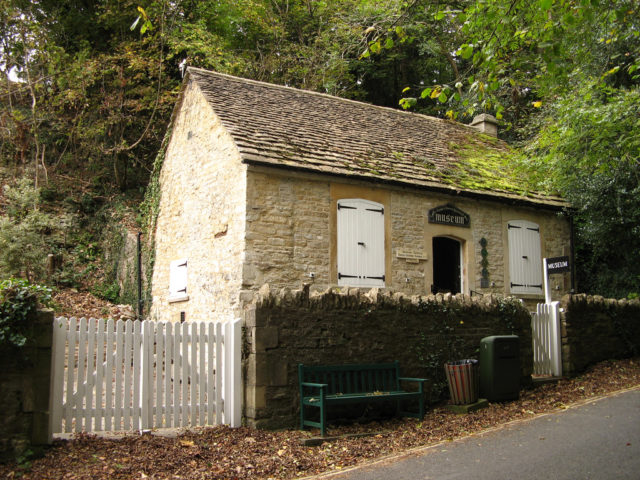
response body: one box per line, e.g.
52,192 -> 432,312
301,382 -> 328,389
398,377 -> 427,383
398,377 -> 427,394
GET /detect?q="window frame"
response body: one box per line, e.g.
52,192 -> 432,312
336,198 -> 386,288
507,220 -> 543,295
169,258 -> 189,302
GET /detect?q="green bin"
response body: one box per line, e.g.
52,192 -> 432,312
479,335 -> 520,401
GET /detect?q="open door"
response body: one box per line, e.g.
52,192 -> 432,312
432,236 -> 462,294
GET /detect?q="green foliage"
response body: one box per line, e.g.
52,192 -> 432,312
88,198 -> 133,305
138,127 -> 173,314
357,0 -> 466,114
454,0 -> 639,121
376,0 -> 638,137
1,0 -> 178,190
0,278 -> 52,349
522,84 -> 640,297
91,281 -> 120,303
0,179 -> 61,282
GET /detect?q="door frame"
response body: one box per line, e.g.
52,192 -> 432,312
425,222 -> 474,295
432,235 -> 463,294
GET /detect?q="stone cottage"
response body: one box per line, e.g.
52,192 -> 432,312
149,67 -> 572,323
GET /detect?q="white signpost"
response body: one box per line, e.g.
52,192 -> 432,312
543,256 -> 571,304
534,256 -> 570,377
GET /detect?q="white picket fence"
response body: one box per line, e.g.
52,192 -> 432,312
49,317 -> 241,434
531,301 -> 562,377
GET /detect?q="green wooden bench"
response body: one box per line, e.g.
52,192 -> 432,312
298,362 -> 426,436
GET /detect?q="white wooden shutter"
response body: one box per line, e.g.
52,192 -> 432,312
169,258 -> 188,297
508,221 -> 542,294
337,199 -> 385,287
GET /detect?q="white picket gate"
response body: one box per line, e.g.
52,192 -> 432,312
531,302 -> 562,377
49,317 -> 241,434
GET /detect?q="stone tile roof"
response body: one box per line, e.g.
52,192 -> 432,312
186,67 -> 565,208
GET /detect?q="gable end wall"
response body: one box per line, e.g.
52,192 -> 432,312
150,81 -> 246,322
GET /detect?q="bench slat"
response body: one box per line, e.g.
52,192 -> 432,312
304,391 -> 421,403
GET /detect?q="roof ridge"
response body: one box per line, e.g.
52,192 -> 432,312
185,66 -> 484,137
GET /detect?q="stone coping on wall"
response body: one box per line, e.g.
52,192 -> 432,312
245,282 -> 523,313
559,293 -> 640,308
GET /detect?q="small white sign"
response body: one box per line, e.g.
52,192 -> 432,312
396,249 -> 428,263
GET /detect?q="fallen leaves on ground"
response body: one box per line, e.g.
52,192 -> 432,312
2,358 -> 638,480
52,289 -> 135,320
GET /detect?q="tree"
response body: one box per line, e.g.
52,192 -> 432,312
2,0 -> 637,297
0,0 -> 181,190
390,0 -> 639,133
520,85 -> 640,297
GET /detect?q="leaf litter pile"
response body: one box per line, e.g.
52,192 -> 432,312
3,357 -> 639,480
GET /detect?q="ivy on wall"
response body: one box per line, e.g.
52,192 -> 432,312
138,126 -> 173,315
480,237 -> 489,288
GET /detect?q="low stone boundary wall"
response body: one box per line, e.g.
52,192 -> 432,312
561,295 -> 640,376
243,285 -> 532,429
0,310 -> 53,462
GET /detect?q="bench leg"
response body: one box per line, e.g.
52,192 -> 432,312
399,397 -> 425,421
320,402 -> 327,437
300,403 -> 327,436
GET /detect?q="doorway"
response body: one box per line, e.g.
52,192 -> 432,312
432,237 -> 462,294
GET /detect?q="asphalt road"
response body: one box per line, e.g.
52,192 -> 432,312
324,388 -> 640,480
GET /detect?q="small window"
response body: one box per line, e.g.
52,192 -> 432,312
337,199 -> 385,287
169,258 -> 188,301
508,221 -> 542,294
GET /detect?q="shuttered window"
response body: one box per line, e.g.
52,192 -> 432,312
169,258 -> 188,299
337,199 -> 385,287
508,220 -> 542,294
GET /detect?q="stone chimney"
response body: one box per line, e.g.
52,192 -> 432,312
470,114 -> 498,137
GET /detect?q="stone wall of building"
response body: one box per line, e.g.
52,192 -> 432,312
151,80 -> 247,322
560,294 -> 640,376
244,285 -> 532,429
243,169 -> 331,292
241,168 -> 571,306
0,310 -> 53,462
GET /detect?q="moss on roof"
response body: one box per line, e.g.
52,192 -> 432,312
446,137 -> 526,194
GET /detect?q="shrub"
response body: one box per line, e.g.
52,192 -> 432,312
0,278 -> 52,349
